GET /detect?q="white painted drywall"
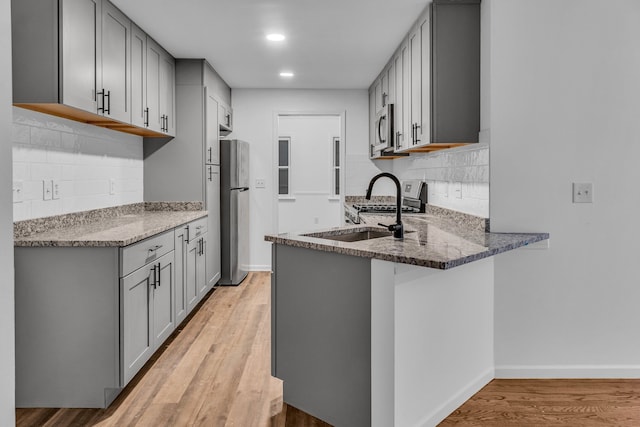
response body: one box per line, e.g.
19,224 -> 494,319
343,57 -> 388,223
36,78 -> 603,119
371,258 -> 494,426
0,0 -> 15,423
12,108 -> 144,221
231,89 -> 388,270
277,115 -> 342,233
490,0 -> 640,376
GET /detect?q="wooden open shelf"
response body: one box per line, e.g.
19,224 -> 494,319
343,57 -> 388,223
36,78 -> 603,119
405,143 -> 472,153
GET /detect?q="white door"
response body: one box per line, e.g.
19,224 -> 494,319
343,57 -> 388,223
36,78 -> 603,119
277,115 -> 342,234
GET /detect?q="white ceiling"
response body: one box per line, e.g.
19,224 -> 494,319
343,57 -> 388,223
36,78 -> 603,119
110,0 -> 429,90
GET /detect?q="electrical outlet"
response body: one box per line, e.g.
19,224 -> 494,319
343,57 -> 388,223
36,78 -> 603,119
13,180 -> 23,203
255,179 -> 266,188
52,180 -> 60,200
109,179 -> 116,195
43,180 -> 52,201
572,182 -> 593,203
454,182 -> 462,199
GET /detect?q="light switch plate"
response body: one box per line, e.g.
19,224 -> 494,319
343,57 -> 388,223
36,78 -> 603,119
255,179 -> 266,188
43,180 -> 52,201
572,182 -> 593,203
52,180 -> 60,200
13,180 -> 23,203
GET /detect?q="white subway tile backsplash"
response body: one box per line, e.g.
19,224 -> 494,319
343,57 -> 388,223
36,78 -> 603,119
12,107 -> 144,220
392,143 -> 490,218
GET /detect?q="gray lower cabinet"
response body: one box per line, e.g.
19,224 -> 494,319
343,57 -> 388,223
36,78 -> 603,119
14,219 -> 206,408
120,249 -> 175,385
175,218 -> 209,318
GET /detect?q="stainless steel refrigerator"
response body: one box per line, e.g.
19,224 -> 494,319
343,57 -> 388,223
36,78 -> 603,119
219,139 -> 250,285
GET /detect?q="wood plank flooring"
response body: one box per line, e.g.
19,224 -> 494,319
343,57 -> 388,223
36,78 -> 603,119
16,271 -> 640,426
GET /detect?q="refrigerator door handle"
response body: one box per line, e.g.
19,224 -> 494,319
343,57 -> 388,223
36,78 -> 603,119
230,187 -> 250,192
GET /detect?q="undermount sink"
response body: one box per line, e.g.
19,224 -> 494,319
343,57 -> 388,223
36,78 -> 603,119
303,228 -> 394,242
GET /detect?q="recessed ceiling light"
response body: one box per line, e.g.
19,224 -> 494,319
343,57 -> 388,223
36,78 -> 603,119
266,34 -> 285,41
280,72 -> 294,77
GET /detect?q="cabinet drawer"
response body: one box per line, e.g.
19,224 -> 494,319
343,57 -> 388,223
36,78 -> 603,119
187,217 -> 207,242
121,230 -> 174,277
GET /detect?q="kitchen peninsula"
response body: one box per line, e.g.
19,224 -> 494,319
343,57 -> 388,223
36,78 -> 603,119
266,209 -> 548,427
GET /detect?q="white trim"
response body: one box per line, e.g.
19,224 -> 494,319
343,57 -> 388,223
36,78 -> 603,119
495,365 -> 640,379
327,196 -> 340,201
278,195 -> 296,201
248,265 -> 271,272
416,368 -> 494,427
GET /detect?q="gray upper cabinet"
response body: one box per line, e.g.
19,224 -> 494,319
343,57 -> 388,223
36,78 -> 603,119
218,101 -> 233,135
406,11 -> 430,150
431,0 -> 481,143
60,0 -> 101,113
100,1 -> 131,124
206,90 -> 220,164
11,0 -> 174,138
130,23 -> 147,129
146,37 -> 176,136
368,0 -> 480,157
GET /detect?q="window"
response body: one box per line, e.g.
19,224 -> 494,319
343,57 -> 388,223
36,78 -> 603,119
332,137 -> 340,195
278,137 -> 290,195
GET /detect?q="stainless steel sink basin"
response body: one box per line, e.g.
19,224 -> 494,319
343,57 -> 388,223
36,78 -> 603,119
303,228 -> 393,242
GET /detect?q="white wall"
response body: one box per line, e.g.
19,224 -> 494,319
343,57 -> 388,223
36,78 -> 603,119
277,115 -> 342,233
232,89 -> 387,270
12,108 -> 144,221
490,0 -> 640,376
0,0 -> 15,423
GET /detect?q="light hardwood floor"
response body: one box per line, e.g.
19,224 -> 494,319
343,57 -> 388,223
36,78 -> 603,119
16,272 -> 640,426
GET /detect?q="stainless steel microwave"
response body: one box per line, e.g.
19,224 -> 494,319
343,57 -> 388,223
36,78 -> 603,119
373,103 -> 394,153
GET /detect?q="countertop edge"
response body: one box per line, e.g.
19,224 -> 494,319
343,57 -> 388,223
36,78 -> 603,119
265,231 -> 550,270
14,210 -> 208,248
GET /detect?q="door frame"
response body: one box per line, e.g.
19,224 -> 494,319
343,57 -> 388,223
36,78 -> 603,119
272,111 -> 347,234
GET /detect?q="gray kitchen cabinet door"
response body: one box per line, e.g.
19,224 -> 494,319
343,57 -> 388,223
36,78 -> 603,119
130,23 -> 147,128
206,91 -> 219,164
159,49 -> 176,136
146,37 -> 162,133
394,41 -> 409,151
152,251 -> 175,349
407,12 -> 430,148
60,0 -> 101,113
121,261 -> 153,385
185,237 -> 200,313
174,227 -> 188,325
206,165 -> 221,287
218,101 -> 233,134
197,235 -> 209,298
100,1 -> 130,123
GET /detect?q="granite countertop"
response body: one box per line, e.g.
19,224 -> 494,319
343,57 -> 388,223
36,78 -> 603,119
14,202 -> 207,247
265,209 -> 548,270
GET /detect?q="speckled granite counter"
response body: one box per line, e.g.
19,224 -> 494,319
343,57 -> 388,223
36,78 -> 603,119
265,210 -> 548,270
14,202 -> 207,247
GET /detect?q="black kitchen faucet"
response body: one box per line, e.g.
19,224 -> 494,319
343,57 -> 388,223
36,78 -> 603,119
365,172 -> 404,239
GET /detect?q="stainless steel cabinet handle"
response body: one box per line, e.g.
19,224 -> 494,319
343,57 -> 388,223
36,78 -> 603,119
226,114 -> 231,127
382,92 -> 387,107
207,147 -> 212,163
144,108 -> 149,127
414,124 -> 421,144
396,131 -> 401,149
208,166 -> 213,182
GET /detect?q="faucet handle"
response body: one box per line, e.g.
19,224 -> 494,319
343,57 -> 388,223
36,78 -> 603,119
378,222 -> 404,239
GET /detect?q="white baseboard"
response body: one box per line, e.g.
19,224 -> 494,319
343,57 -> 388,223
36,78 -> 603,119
418,368 -> 494,427
248,265 -> 271,272
495,365 -> 640,378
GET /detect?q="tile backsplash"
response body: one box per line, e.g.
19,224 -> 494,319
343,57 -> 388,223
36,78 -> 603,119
393,143 -> 489,218
12,108 -> 144,221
